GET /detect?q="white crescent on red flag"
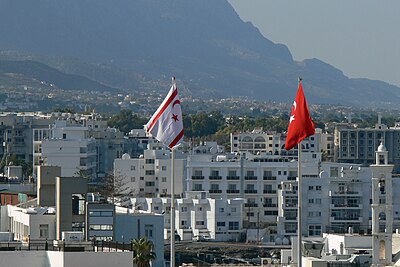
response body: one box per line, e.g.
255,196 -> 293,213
145,82 -> 184,149
285,82 -> 315,150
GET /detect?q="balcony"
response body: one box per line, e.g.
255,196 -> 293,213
244,203 -> 258,208
209,189 -> 222,194
263,203 -> 278,208
192,175 -> 204,180
263,190 -> 277,194
287,176 -> 297,180
330,217 -> 363,223
227,176 -> 240,180
329,190 -> 361,196
263,176 -> 277,180
209,175 -> 222,180
330,204 -> 363,209
245,176 -> 257,180
227,189 -> 240,194
244,189 -> 257,194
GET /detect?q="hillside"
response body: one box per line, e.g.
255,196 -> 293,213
0,0 -> 399,106
0,60 -> 119,92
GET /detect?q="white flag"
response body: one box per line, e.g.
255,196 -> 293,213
145,82 -> 184,149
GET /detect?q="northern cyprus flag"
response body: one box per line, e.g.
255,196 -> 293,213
145,80 -> 184,150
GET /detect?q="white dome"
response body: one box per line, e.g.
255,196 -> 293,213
377,142 -> 387,152
275,237 -> 283,245
121,153 -> 131,160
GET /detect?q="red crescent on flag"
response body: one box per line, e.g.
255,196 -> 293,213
172,100 -> 181,107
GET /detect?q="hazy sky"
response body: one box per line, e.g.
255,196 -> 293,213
228,0 -> 400,87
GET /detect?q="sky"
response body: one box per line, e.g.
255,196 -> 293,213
228,0 -> 400,87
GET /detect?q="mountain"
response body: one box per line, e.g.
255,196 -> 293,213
0,60 -> 119,92
0,0 -> 398,107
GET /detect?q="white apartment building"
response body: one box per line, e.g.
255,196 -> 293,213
186,149 -> 400,245
129,191 -> 244,242
6,205 -> 56,241
230,128 -> 333,160
33,120 -> 97,179
113,143 -> 186,198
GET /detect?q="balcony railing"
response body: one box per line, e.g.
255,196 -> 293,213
209,176 -> 222,180
263,176 -> 277,180
263,190 -> 277,194
244,203 -> 258,208
192,176 -> 204,180
244,176 -> 257,180
263,203 -> 278,208
244,189 -> 257,194
227,189 -> 240,194
209,189 -> 222,194
227,176 -> 240,180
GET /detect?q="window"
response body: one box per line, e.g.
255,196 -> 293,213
308,199 -> 314,204
145,159 -> 155,164
219,208 -> 224,213
198,207 -> 202,211
145,170 -> 155,175
162,177 -> 167,182
228,221 -> 239,230
316,186 -> 322,191
145,224 -> 153,238
181,207 -> 188,212
217,222 -> 226,227
231,207 -> 237,212
196,221 -> 205,226
162,166 -> 167,171
315,198 -> 322,204
39,224 -> 49,238
131,165 -> 135,171
308,225 -> 322,236
131,177 -> 135,182
308,186 -> 314,190
145,181 -> 155,186
140,177 -> 144,180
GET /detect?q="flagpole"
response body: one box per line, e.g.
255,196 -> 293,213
297,77 -> 303,267
170,77 -> 177,267
170,148 -> 175,267
297,143 -> 302,267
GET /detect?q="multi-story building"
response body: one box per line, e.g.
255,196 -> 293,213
185,148 -> 400,244
230,128 -> 332,159
36,120 -> 97,179
130,191 -> 245,242
334,117 -> 400,172
114,143 -> 186,198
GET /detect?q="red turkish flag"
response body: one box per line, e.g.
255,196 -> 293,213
285,82 -> 315,150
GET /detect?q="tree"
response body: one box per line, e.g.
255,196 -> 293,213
98,172 -> 135,206
107,110 -> 148,134
132,237 -> 156,267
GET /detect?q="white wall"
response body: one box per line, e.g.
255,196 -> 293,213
0,251 -> 132,267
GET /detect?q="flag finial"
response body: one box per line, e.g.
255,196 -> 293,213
298,77 -> 302,83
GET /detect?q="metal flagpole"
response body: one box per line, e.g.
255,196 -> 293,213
297,77 -> 303,267
297,143 -> 302,267
171,148 -> 175,267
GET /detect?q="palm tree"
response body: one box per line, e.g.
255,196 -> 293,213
132,237 -> 156,267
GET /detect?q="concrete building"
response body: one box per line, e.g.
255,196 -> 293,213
114,143 -> 186,198
185,148 -> 400,245
130,191 -> 245,242
334,117 -> 400,172
230,128 -> 332,159
115,207 -> 165,267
